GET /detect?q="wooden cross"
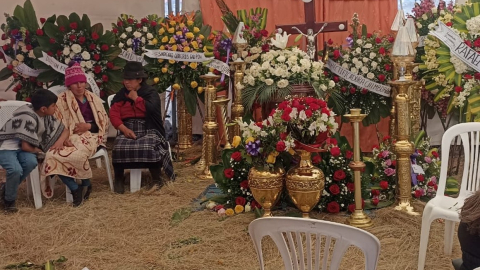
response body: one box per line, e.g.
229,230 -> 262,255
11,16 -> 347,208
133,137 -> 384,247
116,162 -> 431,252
276,0 -> 348,60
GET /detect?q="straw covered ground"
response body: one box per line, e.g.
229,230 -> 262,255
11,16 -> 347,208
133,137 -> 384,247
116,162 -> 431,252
0,141 -> 461,270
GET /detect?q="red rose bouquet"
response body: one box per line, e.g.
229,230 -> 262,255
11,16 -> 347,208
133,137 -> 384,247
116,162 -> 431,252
33,13 -> 125,99
0,1 -> 44,100
271,97 -> 338,150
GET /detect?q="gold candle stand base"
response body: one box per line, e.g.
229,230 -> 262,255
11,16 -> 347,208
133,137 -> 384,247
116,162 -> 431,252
344,109 -> 373,228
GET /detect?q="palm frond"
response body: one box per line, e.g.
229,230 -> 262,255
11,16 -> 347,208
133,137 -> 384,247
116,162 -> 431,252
275,85 -> 293,102
257,84 -> 276,104
242,85 -> 260,112
327,90 -> 346,115
215,0 -> 239,33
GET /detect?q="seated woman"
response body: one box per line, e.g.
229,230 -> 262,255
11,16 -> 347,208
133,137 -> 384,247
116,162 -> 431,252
458,190 -> 480,270
110,61 -> 175,194
40,62 -> 109,206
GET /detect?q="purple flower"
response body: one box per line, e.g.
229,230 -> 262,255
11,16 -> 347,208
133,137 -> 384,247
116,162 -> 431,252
425,156 -> 432,163
246,140 -> 261,156
384,168 -> 395,176
346,37 -> 353,48
385,159 -> 392,167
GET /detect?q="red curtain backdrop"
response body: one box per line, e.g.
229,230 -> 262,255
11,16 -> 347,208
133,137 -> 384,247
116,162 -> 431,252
200,0 -> 397,151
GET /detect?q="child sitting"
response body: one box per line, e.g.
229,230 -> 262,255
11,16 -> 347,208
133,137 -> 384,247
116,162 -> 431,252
0,89 -> 69,213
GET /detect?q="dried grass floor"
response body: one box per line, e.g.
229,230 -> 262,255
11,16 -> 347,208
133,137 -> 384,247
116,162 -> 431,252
0,144 -> 461,270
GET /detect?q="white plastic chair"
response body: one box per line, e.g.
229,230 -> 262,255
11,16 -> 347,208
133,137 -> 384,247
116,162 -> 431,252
418,123 -> 480,270
107,94 -> 172,193
248,217 -> 381,270
0,101 -> 43,209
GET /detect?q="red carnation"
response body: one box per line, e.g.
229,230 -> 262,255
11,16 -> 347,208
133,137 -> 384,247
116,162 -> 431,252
11,29 -> 19,35
372,198 -> 380,206
388,36 -> 395,43
345,150 -> 353,159
70,22 -> 78,30
231,151 -> 242,162
112,28 -> 118,34
48,38 -> 55,44
361,88 -> 368,94
379,47 -> 386,55
7,64 -> 13,70
371,189 -> 380,196
36,29 -> 44,36
414,189 -> 423,198
276,141 -> 286,152
59,26 -> 66,32
465,40 -> 472,47
327,38 -> 333,45
40,18 -> 46,24
367,33 -> 372,38
89,43 -> 96,50
455,86 -> 462,93
127,18 -> 134,24
69,34 -> 76,41
464,74 -> 473,80
384,64 -> 392,71
312,154 -> 322,164
474,39 -> 480,48
251,200 -> 261,209
117,21 -> 123,26
102,75 -> 109,82
329,184 -> 340,195
417,174 -> 425,182
348,204 -> 355,213
375,37 -> 382,44
78,36 -> 86,44
47,51 -> 53,56
94,65 -> 102,74
25,44 -> 32,51
330,147 -> 341,157
240,180 -> 249,189
379,180 -> 389,190
136,23 -> 142,28
235,196 -> 246,206
347,182 -> 355,192
151,21 -> 157,27
1,34 -> 6,40
326,201 -> 340,213
224,168 -> 234,178
333,49 -> 341,59
260,29 -> 269,37
92,32 -> 99,40
446,22 -> 453,27
101,44 -> 109,51
305,109 -> 313,118
333,170 -> 346,181
432,151 -> 439,158
281,112 -> 291,121
25,97 -> 32,102
475,73 -> 480,80
378,74 -> 386,82
333,76 -> 339,83
350,87 -> 356,94
141,18 -> 148,23
56,50 -> 62,56
93,54 -> 100,61
341,87 -> 347,93
107,62 -> 114,69
392,160 -> 396,167
279,132 -> 288,140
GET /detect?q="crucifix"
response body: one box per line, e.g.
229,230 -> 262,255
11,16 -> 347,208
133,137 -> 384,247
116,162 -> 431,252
276,0 -> 348,60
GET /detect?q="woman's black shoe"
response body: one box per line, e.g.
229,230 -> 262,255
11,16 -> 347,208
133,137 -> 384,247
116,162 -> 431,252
83,185 -> 92,200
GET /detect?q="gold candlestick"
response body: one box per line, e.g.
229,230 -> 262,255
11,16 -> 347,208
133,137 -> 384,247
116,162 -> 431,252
196,73 -> 220,179
177,88 -> 193,150
390,55 -> 415,81
405,62 -> 422,136
389,80 -> 419,215
345,108 -> 373,228
230,60 -> 245,139
213,96 -> 232,149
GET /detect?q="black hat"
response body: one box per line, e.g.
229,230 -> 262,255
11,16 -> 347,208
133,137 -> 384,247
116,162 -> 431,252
123,61 -> 148,79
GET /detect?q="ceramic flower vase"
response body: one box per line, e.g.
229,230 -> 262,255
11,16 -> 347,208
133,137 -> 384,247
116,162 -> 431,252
286,149 -> 325,218
248,167 -> 285,217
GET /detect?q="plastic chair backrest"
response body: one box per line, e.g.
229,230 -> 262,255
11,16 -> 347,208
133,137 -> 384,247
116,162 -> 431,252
248,217 -> 381,270
0,101 -> 30,129
438,123 -> 480,200
107,94 -> 115,109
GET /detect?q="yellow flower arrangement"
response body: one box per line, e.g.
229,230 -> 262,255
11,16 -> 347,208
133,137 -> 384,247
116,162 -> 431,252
225,208 -> 235,216
234,205 -> 244,214
145,11 -> 213,115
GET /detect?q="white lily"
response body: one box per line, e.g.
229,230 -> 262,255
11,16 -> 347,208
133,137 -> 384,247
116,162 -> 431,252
271,31 -> 291,49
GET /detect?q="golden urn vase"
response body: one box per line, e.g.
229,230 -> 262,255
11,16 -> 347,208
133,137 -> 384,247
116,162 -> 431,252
248,167 -> 285,217
286,150 -> 325,218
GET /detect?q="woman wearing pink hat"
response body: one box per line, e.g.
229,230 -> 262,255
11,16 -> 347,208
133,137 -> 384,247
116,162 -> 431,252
40,62 -> 109,206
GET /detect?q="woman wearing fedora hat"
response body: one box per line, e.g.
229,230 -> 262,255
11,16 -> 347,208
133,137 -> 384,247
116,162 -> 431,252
109,61 -> 175,193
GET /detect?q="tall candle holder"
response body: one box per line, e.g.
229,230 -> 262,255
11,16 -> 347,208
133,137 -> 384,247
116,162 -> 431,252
389,79 -> 419,215
230,59 -> 245,138
345,108 -> 373,228
196,73 -> 220,179
213,95 -> 232,149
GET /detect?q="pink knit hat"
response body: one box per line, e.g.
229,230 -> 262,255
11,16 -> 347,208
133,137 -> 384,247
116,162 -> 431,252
65,61 -> 87,87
